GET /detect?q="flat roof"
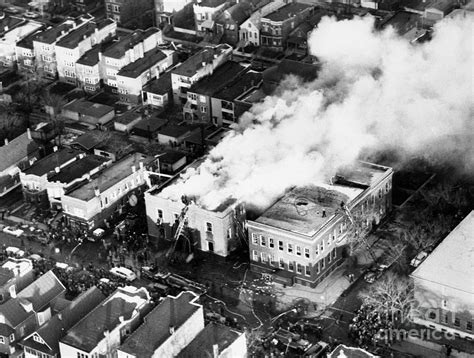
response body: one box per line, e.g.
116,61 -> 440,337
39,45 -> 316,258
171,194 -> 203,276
114,111 -> 142,125
66,153 -> 153,201
63,99 -> 114,118
1,20 -> 42,44
214,70 -> 262,101
172,44 -> 231,77
56,22 -> 96,49
264,3 -> 312,22
142,71 -> 172,95
188,61 -> 247,96
103,28 -> 160,59
24,148 -> 83,176
49,154 -> 109,184
411,211 -> 474,294
32,23 -> 74,44
117,48 -> 169,78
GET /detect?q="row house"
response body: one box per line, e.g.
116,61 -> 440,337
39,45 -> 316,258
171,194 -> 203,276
260,2 -> 314,51
411,211 -> 474,340
61,152 -> 155,229
16,31 -> 41,74
102,27 -> 163,94
193,0 -> 229,33
0,258 -> 35,305
21,287 -> 106,358
32,17 -> 93,79
116,48 -> 175,104
144,162 -> 247,258
247,162 -> 393,287
55,18 -> 116,84
0,129 -> 40,198
105,0 -> 154,23
239,0 -> 285,47
183,61 -> 248,123
215,1 -> 254,46
19,147 -> 84,205
170,44 -> 233,105
0,19 -> 43,68
141,71 -> 173,108
59,286 -> 151,358
0,271 -> 65,357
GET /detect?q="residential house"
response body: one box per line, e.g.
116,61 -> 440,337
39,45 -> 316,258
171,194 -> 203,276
154,0 -> 194,25
193,0 -> 229,33
0,19 -> 43,69
55,19 -> 116,84
157,123 -> 200,146
145,161 -> 247,258
21,286 -> 106,358
46,154 -> 111,210
19,147 -> 83,205
247,162 -> 393,287
183,61 -> 248,123
211,70 -> 262,126
62,99 -> 115,128
157,151 -> 187,174
114,111 -> 143,132
0,259 -> 35,304
411,211 -> 474,340
171,44 -> 233,105
177,322 -> 247,358
0,271 -> 66,357
117,291 -> 203,358
0,129 -> 40,197
116,48 -> 175,104
130,116 -> 168,140
61,152 -> 155,229
73,0 -> 100,13
75,41 -> 114,93
59,286 -> 151,358
142,71 -> 173,108
105,0 -> 154,23
260,2 -> 314,51
239,0 -> 285,47
102,28 -> 163,93
70,130 -> 134,161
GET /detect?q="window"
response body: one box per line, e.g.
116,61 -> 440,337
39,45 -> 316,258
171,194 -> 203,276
305,266 -> 311,276
454,317 -> 460,327
279,258 -> 284,268
206,222 -> 212,233
332,229 -> 336,242
252,250 -> 258,261
320,241 -> 324,253
321,257 -> 326,269
288,261 -> 294,271
0,336 -> 5,344
227,228 -> 232,239
467,321 -> 473,331
429,311 -> 436,320
296,245 -> 301,256
296,263 -> 302,274
287,243 -> 293,254
200,106 -> 207,113
252,233 -> 258,245
315,246 -> 319,256
9,334 -> 14,342
113,4 -> 120,12
304,248 -> 310,259
442,299 -> 447,308
316,262 -> 320,274
328,253 -> 332,263
77,353 -> 89,358
269,238 -> 274,248
332,248 -> 336,259
260,252 -> 266,262
278,240 -> 283,251
443,314 -> 449,324
260,236 -> 266,247
269,254 -> 275,265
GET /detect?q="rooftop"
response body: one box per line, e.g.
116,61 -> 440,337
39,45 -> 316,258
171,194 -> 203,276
188,61 -> 247,96
159,123 -> 198,138
117,48 -> 170,78
76,39 -> 116,66
177,323 -> 242,358
55,22 -> 96,49
381,11 -> 421,35
61,287 -> 149,353
263,59 -> 319,86
66,152 -> 153,201
328,344 -> 378,358
172,44 -> 231,77
119,291 -> 200,357
411,211 -> 474,294
0,16 -> 24,35
115,111 -> 142,125
195,0 -> 227,8
103,28 -> 160,59
49,154 -> 109,184
0,130 -> 39,172
32,22 -> 74,44
214,70 -> 263,101
63,99 -> 114,119
1,20 -> 43,44
142,71 -> 172,95
222,2 -> 253,25
245,1 -> 286,27
23,148 -> 83,177
158,150 -> 186,164
16,28 -> 44,50
263,3 -> 312,22
132,116 -> 169,133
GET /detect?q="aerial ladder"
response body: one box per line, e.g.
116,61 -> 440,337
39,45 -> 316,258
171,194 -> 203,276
166,196 -> 194,262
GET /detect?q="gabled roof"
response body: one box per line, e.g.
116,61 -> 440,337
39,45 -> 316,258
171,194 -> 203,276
0,130 -> 39,172
119,291 -> 200,357
328,344 -> 378,358
222,2 -> 253,25
21,287 -> 106,355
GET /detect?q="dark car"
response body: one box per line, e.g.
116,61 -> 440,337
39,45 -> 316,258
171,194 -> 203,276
141,265 -> 158,280
364,264 -> 389,283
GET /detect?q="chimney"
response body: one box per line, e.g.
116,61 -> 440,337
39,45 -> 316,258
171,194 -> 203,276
53,145 -> 58,152
119,316 -> 124,323
202,61 -> 206,67
55,167 -> 60,173
4,26 -> 8,32
169,325 -> 175,335
9,285 -> 16,299
27,128 -> 32,140
94,186 -> 100,196
58,313 -> 62,321
139,162 -> 144,170
213,344 -> 219,358
132,165 -> 136,173
4,138 -> 8,146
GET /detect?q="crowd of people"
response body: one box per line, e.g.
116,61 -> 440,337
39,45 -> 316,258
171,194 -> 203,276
349,304 -> 395,349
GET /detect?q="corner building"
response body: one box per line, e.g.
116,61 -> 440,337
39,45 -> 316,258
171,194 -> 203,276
247,162 -> 393,287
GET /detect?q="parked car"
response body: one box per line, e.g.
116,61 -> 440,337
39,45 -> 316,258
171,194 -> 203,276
305,341 -> 329,357
90,228 -> 105,241
110,267 -> 137,282
141,265 -> 158,280
28,254 -> 43,262
364,264 -> 389,283
3,6 -> 20,14
23,11 -> 39,18
3,226 -> 24,237
55,262 -> 74,272
6,246 -> 22,257
410,251 -> 428,267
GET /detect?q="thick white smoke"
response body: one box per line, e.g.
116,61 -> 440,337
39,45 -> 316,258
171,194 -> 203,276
160,15 -> 473,211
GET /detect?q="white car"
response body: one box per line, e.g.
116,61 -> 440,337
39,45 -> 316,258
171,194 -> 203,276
5,246 -> 20,256
3,226 -> 24,237
110,267 -> 137,282
410,251 -> 428,267
23,11 -> 40,18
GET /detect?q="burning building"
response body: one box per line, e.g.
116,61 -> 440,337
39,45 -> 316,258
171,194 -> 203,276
144,161 -> 246,259
247,161 -> 393,287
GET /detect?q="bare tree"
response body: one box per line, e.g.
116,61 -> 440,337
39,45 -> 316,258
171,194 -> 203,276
41,91 -> 67,146
0,103 -> 26,142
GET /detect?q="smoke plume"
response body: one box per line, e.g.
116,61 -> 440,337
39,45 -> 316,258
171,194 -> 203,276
160,15 -> 473,211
